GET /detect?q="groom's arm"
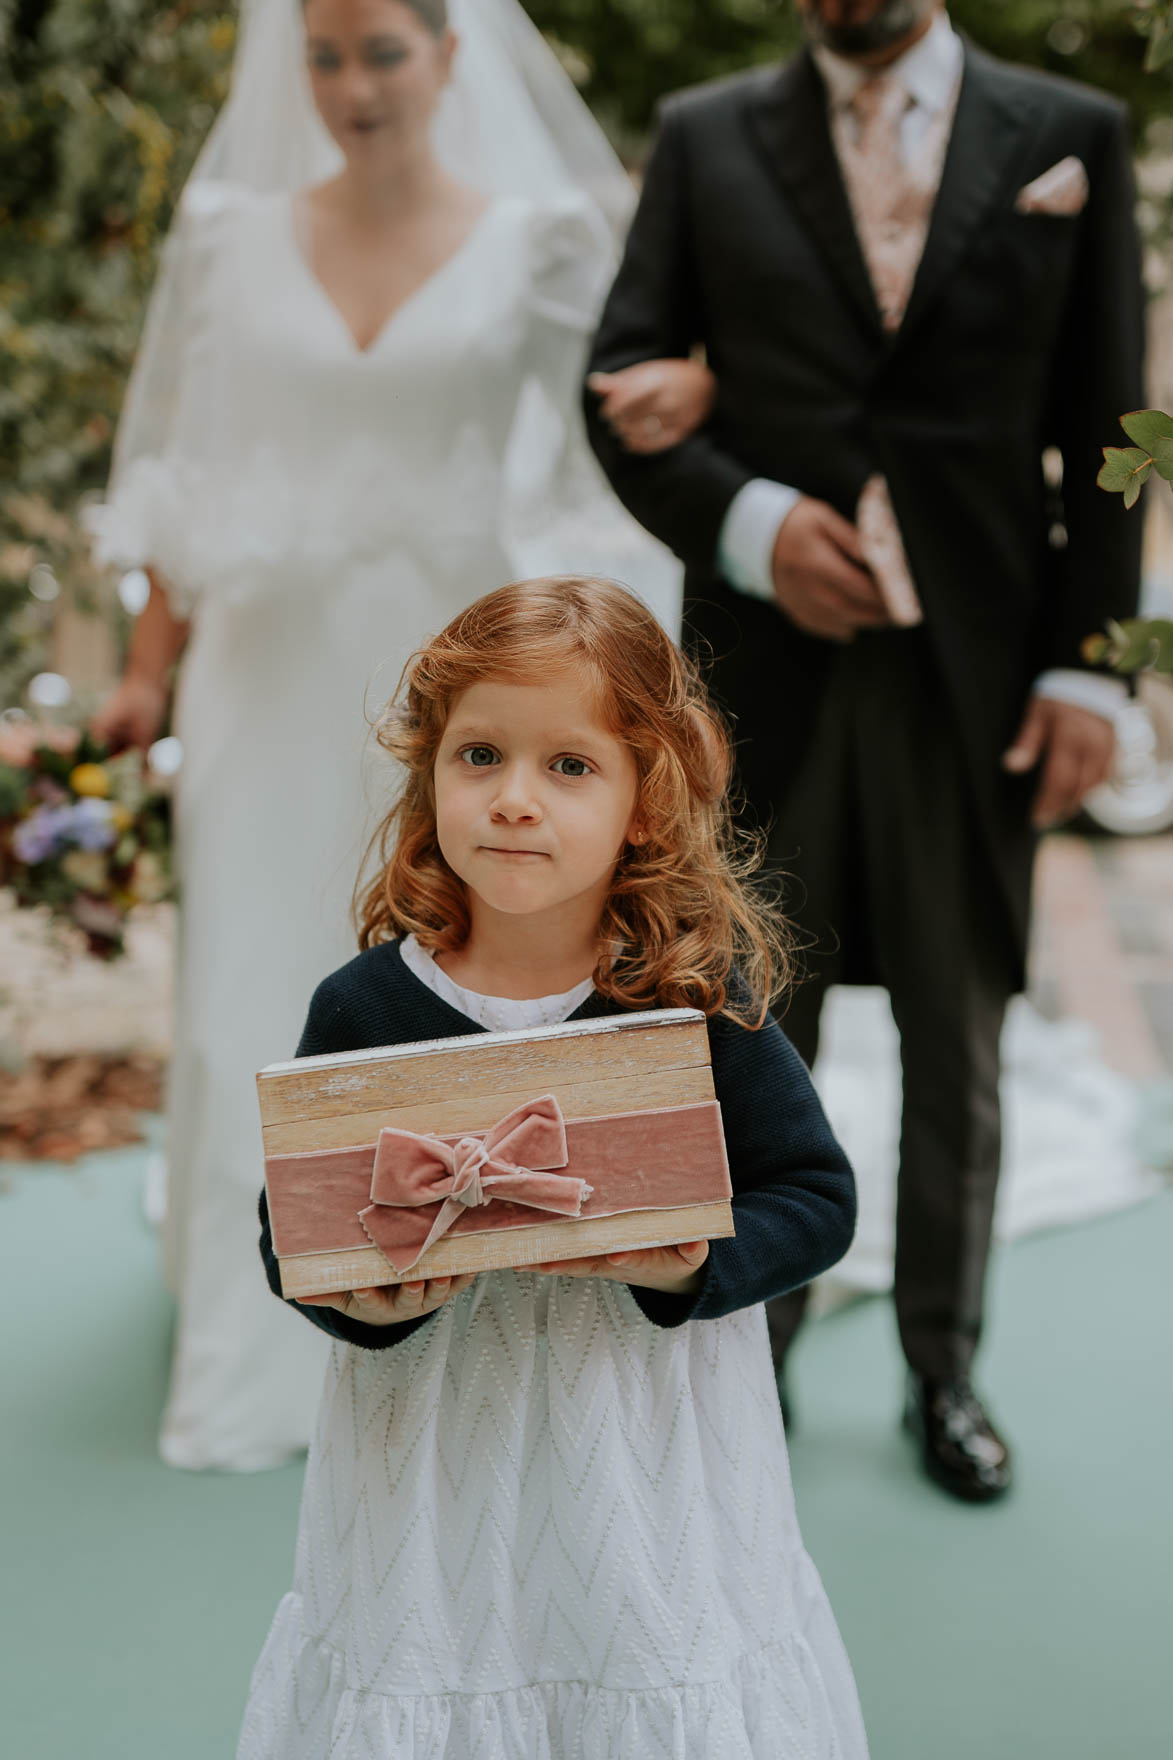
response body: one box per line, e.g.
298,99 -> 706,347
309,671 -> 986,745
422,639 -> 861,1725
585,103 -> 754,575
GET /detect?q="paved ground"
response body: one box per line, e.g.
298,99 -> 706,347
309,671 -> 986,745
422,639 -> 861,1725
1030,830 -> 1173,1077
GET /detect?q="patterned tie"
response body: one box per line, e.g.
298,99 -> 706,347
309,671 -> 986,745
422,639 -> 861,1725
841,72 -> 916,333
831,69 -> 961,626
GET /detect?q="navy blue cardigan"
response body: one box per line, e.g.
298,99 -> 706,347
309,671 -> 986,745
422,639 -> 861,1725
259,939 -> 856,1351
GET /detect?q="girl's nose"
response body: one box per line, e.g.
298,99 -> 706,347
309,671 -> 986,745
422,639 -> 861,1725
489,768 -> 542,823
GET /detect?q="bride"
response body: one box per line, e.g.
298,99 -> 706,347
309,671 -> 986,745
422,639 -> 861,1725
91,0 -> 711,1471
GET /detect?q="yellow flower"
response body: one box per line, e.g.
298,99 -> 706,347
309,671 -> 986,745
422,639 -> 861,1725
111,803 -> 134,833
70,763 -> 111,798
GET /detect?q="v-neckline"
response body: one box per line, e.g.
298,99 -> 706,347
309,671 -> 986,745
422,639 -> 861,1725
286,195 -> 504,357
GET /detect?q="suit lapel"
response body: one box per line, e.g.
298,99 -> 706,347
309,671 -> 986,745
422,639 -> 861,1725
748,50 -> 884,339
897,44 -> 1037,344
748,43 -> 1039,350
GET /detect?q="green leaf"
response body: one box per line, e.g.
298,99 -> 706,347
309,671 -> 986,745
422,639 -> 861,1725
1144,18 -> 1173,73
1098,447 -> 1152,504
1141,619 -> 1173,675
1087,617 -> 1173,677
1151,436 -> 1173,484
0,763 -> 30,817
1119,409 -> 1173,454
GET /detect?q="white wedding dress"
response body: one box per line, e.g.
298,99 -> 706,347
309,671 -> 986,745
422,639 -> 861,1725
93,186 -> 677,1471
237,943 -> 869,1759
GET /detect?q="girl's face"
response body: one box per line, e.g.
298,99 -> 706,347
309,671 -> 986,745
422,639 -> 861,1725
433,671 -> 641,928
302,0 -> 455,168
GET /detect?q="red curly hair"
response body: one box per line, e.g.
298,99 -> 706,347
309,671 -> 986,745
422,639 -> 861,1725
356,576 -> 792,1027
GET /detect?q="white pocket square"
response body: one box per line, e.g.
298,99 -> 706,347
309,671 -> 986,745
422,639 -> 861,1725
1015,156 -> 1089,216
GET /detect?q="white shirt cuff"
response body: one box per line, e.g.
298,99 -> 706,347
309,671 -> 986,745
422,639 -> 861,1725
1033,669 -> 1127,722
717,479 -> 801,601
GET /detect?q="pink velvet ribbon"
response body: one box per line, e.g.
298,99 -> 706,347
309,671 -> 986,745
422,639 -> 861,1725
265,1099 -> 731,1275
359,1095 -> 592,1273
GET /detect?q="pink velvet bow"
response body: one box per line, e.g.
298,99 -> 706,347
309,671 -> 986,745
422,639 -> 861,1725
358,1094 -> 593,1273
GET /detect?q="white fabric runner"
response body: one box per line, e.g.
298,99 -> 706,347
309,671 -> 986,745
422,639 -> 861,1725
812,988 -> 1162,1305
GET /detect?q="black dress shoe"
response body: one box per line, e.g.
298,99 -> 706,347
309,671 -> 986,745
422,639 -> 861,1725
903,1374 -> 1012,1502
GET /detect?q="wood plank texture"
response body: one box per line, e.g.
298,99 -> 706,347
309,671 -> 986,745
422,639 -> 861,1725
261,1066 -> 715,1156
277,1199 -> 736,1298
257,1009 -> 710,1128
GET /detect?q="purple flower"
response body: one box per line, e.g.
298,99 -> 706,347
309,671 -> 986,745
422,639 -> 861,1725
67,797 -> 117,851
12,805 -> 68,864
12,798 -> 117,865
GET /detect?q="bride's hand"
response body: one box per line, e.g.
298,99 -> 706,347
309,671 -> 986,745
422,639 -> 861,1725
91,674 -> 170,753
588,359 -> 716,454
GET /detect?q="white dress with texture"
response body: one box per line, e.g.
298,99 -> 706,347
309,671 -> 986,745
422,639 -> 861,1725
236,938 -> 869,1759
92,189 -> 678,1471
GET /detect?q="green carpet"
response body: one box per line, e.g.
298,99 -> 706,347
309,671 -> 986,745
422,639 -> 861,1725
2,1144 -> 1169,1759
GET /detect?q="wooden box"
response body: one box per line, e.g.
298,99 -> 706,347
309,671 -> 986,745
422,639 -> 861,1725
259,1007 -> 735,1300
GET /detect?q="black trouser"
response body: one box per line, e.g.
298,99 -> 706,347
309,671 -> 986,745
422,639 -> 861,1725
765,630 -> 1016,1384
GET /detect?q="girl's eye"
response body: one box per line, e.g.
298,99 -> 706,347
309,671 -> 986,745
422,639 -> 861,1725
367,47 -> 407,68
309,50 -> 342,71
460,745 -> 498,768
551,756 -> 592,778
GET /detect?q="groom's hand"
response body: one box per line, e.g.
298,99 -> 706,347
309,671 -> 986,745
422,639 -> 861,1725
770,497 -> 890,642
1002,697 -> 1116,828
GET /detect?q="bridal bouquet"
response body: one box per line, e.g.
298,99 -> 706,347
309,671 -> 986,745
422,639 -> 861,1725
0,725 -> 174,958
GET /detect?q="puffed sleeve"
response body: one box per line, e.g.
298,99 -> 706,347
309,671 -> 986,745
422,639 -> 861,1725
524,192 -> 616,404
509,194 -> 683,629
85,181 -> 243,617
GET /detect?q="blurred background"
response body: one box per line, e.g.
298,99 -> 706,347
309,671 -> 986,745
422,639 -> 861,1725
2,4 -> 1172,1757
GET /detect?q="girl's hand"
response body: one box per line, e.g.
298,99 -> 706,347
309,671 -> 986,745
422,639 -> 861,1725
91,674 -> 169,752
588,359 -> 716,454
300,1273 -> 477,1326
531,1239 -> 709,1296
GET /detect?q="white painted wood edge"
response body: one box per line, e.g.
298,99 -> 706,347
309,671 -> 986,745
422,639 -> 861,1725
258,1005 -> 706,1080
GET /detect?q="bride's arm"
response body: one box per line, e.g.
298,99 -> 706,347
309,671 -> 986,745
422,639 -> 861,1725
584,107 -> 754,576
91,571 -> 188,751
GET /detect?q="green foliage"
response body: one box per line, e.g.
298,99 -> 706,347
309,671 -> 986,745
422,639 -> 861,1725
1095,402 -> 1173,674
529,0 -> 800,148
530,0 -> 1167,140
0,0 -> 235,705
1134,0 -> 1173,68
1098,408 -> 1173,506
1083,617 -> 1173,672
1098,445 -> 1152,506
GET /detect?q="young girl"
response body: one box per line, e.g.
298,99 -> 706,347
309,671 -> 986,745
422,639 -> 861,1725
239,576 -> 868,1759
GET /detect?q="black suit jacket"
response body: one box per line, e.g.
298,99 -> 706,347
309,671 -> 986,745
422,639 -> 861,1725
586,42 -> 1144,962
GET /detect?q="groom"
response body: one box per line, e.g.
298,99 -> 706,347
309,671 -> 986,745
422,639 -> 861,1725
586,0 -> 1143,1500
